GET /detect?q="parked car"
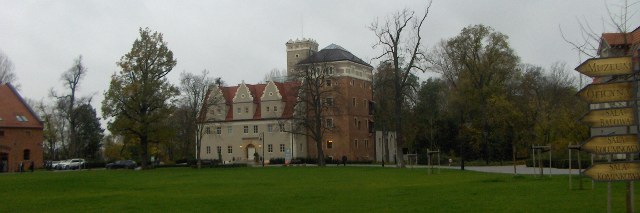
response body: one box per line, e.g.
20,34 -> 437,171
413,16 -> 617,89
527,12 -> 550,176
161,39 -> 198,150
67,158 -> 86,170
106,160 -> 137,169
49,161 -> 60,169
56,160 -> 71,170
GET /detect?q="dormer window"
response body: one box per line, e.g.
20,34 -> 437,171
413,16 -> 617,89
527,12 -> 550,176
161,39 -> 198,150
237,108 -> 241,114
241,94 -> 246,98
269,92 -> 273,96
245,107 -> 249,113
273,106 -> 278,112
266,106 -> 270,112
16,115 -> 28,122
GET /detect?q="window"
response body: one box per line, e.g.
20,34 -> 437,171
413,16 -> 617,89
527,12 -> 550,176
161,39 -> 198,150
206,127 -> 211,134
354,139 -> 358,148
237,108 -> 241,113
216,127 -> 222,135
243,125 -> 249,134
268,124 -> 273,132
253,125 -> 258,133
326,79 -> 332,87
206,146 -> 211,154
0,130 -> 4,137
227,146 -> 233,153
266,106 -> 270,112
217,108 -> 222,115
327,140 -> 333,149
350,79 -> 354,86
365,140 -> 369,148
23,149 -> 30,160
269,92 -> 274,96
16,115 -> 28,122
354,117 -> 358,127
279,123 -> 285,132
268,144 -> 273,153
352,98 -> 356,107
357,120 -> 361,130
280,144 -> 285,152
328,67 -> 334,75
363,100 -> 368,109
245,107 -> 249,113
326,118 -> 334,128
227,126 -> 233,134
325,98 -> 334,107
274,106 -> 278,112
217,146 -> 222,154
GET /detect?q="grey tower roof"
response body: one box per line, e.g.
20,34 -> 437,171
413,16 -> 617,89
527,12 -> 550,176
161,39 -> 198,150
297,44 -> 372,68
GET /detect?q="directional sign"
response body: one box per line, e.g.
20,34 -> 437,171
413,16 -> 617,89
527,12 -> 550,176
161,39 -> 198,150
581,134 -> 640,154
576,82 -> 633,103
580,107 -> 635,127
575,56 -> 633,77
584,162 -> 640,182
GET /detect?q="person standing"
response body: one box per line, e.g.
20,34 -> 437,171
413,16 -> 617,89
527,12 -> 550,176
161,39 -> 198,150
19,161 -> 24,173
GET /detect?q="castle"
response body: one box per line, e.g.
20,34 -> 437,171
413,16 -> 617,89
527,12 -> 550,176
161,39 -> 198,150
198,38 -> 374,163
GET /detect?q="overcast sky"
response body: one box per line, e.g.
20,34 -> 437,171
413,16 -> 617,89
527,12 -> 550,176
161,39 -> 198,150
1,0 -> 638,123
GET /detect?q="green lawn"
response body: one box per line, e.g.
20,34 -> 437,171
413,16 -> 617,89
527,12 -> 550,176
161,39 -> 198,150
0,166 -> 636,212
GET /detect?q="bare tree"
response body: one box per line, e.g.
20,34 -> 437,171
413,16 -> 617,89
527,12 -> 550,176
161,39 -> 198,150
197,77 -> 226,164
286,63 -> 340,166
369,2 -> 432,167
560,0 -> 639,57
0,49 -> 18,86
262,68 -> 287,83
52,56 -> 90,158
178,69 -> 215,168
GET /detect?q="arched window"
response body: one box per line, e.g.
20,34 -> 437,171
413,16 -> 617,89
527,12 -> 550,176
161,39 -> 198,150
23,149 -> 30,160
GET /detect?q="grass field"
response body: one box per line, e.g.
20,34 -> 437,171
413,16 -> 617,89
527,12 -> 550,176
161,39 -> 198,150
0,166 -> 637,212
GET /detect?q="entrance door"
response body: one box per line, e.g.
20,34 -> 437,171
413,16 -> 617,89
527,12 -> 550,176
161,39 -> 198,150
0,153 -> 8,173
247,146 -> 256,161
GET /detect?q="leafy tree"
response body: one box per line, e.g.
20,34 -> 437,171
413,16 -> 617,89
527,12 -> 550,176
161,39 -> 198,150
429,24 -> 520,167
102,27 -> 178,169
73,103 -> 104,161
369,2 -> 432,167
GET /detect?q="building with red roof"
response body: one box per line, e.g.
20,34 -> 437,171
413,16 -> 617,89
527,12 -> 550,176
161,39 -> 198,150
0,83 -> 44,172
198,38 -> 375,164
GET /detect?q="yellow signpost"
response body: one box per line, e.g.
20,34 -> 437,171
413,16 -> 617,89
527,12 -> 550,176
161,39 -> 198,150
576,82 -> 633,103
584,162 -> 640,182
581,134 -> 640,154
575,56 -> 633,77
574,55 -> 636,213
580,107 -> 635,127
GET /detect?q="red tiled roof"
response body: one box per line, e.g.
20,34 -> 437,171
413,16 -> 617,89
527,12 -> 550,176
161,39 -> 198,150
601,26 -> 640,46
198,81 -> 301,123
0,83 -> 43,129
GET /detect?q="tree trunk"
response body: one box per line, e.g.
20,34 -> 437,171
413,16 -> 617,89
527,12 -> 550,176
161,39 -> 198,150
140,135 -> 149,169
394,69 -> 405,168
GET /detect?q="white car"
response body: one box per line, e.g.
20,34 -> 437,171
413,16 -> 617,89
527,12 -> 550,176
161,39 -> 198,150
67,159 -> 85,170
55,160 -> 71,170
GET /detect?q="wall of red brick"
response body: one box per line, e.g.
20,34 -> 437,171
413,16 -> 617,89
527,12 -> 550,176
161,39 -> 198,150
0,127 -> 44,172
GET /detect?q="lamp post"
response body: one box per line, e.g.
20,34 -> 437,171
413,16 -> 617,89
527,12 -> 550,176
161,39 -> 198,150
260,132 -> 265,167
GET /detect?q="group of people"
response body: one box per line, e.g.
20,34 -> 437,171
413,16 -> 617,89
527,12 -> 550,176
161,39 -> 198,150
13,161 -> 34,173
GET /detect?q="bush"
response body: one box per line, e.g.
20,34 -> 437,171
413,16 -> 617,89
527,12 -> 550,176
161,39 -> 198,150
269,158 -> 285,164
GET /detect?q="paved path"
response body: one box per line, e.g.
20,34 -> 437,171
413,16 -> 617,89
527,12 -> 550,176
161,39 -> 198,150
326,164 -> 584,175
462,165 -> 582,175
